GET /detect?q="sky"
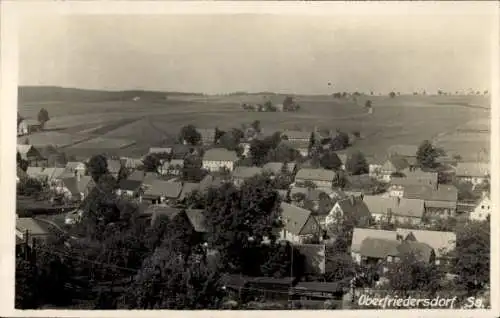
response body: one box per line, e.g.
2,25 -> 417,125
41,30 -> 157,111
18,8 -> 495,95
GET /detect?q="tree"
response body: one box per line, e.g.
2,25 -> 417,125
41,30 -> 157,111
324,252 -> 357,282
180,125 -> 201,145
260,242 -> 305,279
249,134 -> 281,166
389,92 -> 396,98
182,154 -> 206,182
251,120 -> 261,133
330,131 -> 349,151
37,108 -> 50,129
218,130 -> 241,151
283,96 -> 294,111
266,142 -> 300,163
142,154 -> 162,173
319,151 -> 342,170
416,140 -> 441,169
345,151 -> 368,175
365,100 -> 372,108
452,219 -> 490,293
214,127 -> 225,144
86,154 -> 109,182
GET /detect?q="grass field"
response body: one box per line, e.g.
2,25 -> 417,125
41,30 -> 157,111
18,87 -> 490,162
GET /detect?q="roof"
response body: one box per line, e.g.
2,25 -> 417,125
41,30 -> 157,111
127,170 -> 146,182
362,196 -> 424,218
404,185 -> 457,202
359,237 -> 401,259
149,147 -> 172,154
401,168 -> 439,184
118,179 -> 143,191
295,168 -> 336,182
336,196 -> 371,221
232,166 -> 263,179
390,175 -> 437,188
397,241 -> 435,262
121,157 -> 144,169
293,281 -> 346,294
144,180 -> 183,198
455,162 -> 490,177
185,209 -> 208,232
403,185 -> 433,200
262,162 -> 296,174
38,167 -> 66,180
396,228 -> 456,258
387,145 -> 418,158
351,228 -> 396,252
363,195 -> 398,215
179,182 -> 200,200
337,154 -> 348,165
26,166 -> 43,177
62,176 -> 93,195
281,139 -> 310,150
143,172 -> 160,185
198,174 -> 222,192
203,148 -> 239,162
280,202 -> 314,236
17,144 -> 33,156
395,198 -> 425,218
344,174 -> 373,190
107,159 -> 122,174
16,217 -> 51,236
197,128 -> 216,141
281,130 -> 312,140
384,156 -> 409,171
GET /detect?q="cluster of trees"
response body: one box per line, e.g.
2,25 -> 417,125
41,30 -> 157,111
241,96 -> 300,112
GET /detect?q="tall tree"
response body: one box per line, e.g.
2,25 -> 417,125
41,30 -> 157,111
320,151 -> 342,170
180,125 -> 201,145
37,108 -> 50,129
251,120 -> 261,133
416,140 -> 441,169
345,151 -> 368,175
86,154 -> 109,182
142,154 -> 162,173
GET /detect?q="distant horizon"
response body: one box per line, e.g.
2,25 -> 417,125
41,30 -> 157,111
19,12 -> 493,95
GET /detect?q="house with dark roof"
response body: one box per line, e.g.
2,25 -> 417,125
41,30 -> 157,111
350,228 -> 396,264
388,169 -> 439,197
455,162 -> 490,186
362,195 -> 425,225
403,184 -> 458,218
178,182 -> 201,201
325,196 -> 371,228
279,202 -> 321,244
295,168 -> 336,188
17,144 -> 46,166
143,180 -> 183,204
202,148 -> 239,172
116,179 -> 143,199
396,228 -> 456,266
232,166 -> 263,187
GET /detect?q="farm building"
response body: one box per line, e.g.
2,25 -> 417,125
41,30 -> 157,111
295,168 -> 336,189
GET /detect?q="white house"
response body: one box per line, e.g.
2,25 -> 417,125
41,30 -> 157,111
324,196 -> 371,228
202,148 -> 239,172
279,202 -> 321,244
469,194 -> 491,221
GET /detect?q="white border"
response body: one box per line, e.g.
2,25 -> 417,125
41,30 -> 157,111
1,1 -> 498,317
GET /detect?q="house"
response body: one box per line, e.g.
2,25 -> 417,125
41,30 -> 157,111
143,180 -> 183,204
17,144 -> 45,166
279,202 -> 322,244
289,187 -> 331,212
120,157 -> 144,170
170,144 -> 193,160
160,159 -> 184,176
350,228 -> 396,264
107,159 -> 122,178
202,148 -> 239,172
325,196 -> 371,228
16,217 -> 54,247
469,193 -> 491,221
403,184 -> 458,218
280,140 -> 310,157
232,166 -> 263,187
455,162 -> 490,186
59,175 -> 94,202
362,195 -> 425,225
281,130 -> 312,142
18,119 -> 41,136
262,162 -> 297,176
197,128 -> 217,145
116,179 -> 143,199
387,145 -> 419,166
395,228 -> 456,265
198,174 -> 224,193
295,168 -> 336,188
388,169 -> 439,196
379,156 -> 409,182
64,161 -> 86,177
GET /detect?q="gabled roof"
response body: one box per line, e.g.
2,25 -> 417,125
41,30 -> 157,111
455,162 -> 490,177
203,148 -> 239,162
144,180 -> 183,199
390,175 -> 437,188
121,157 -> 144,169
185,209 -> 208,233
232,166 -> 263,179
62,176 -> 93,195
351,228 -> 396,252
394,198 -> 425,218
387,145 -> 418,158
359,237 -> 401,258
397,241 -> 434,262
280,202 -> 314,236
118,179 -> 143,191
143,172 -> 160,185
337,153 -> 348,165
363,195 -> 398,215
396,228 -> 456,258
16,217 -> 52,236
362,196 -> 424,218
403,184 -> 457,203
335,196 -> 371,221
281,130 -> 312,140
262,162 -> 296,174
295,168 -> 336,182
179,182 -> 200,200
403,185 -> 433,200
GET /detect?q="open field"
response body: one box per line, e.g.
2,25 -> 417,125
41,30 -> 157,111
18,87 -> 490,162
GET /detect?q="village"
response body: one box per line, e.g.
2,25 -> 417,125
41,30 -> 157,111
15,109 -> 491,309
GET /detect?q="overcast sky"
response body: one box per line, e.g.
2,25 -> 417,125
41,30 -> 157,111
18,9 -> 494,95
